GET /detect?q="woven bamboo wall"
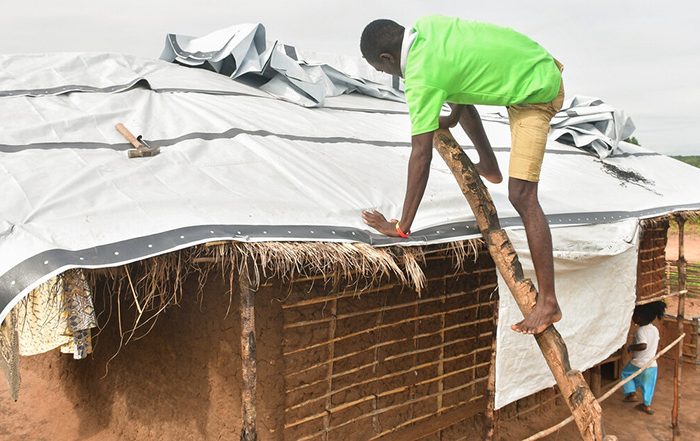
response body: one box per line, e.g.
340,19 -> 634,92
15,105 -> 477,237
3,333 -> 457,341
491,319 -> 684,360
280,245 -> 497,441
636,219 -> 670,302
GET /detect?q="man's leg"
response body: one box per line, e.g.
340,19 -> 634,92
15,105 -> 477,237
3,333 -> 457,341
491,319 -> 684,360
508,178 -> 562,334
451,104 -> 503,184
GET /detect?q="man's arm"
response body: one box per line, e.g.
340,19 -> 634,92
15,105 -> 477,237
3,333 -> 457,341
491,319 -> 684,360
628,343 -> 647,352
399,132 -> 434,231
362,132 -> 434,236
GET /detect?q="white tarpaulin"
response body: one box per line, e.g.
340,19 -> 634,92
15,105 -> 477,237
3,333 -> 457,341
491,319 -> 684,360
495,220 -> 639,408
1,48 -> 699,408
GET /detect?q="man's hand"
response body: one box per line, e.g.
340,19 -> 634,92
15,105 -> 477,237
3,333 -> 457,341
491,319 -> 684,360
362,210 -> 400,237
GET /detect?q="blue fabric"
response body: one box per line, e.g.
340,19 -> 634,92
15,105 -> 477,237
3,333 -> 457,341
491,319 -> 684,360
621,362 -> 658,406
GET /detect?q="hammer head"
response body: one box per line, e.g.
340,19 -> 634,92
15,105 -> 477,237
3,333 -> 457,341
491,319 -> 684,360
127,146 -> 160,158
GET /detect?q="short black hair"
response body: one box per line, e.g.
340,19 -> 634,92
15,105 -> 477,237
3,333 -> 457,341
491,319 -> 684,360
360,19 -> 405,62
634,301 -> 667,326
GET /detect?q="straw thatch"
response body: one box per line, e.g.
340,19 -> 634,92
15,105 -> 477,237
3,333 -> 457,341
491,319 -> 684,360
81,239 -> 482,349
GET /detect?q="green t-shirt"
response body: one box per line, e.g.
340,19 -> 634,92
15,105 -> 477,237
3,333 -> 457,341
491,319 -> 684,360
404,16 -> 562,135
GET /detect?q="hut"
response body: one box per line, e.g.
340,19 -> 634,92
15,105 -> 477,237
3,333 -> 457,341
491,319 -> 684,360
1,25 -> 699,440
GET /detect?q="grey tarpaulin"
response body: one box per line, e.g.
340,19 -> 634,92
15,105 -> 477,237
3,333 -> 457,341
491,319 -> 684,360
551,95 -> 637,158
160,23 -> 404,107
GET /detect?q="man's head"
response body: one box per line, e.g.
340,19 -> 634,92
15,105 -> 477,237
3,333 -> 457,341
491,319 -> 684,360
360,19 -> 405,77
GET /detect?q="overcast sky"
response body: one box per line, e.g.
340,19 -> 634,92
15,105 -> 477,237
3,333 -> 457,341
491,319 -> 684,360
3,1 -> 699,155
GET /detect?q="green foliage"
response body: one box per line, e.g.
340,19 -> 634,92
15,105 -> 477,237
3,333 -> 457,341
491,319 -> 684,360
672,156 -> 700,168
624,136 -> 640,146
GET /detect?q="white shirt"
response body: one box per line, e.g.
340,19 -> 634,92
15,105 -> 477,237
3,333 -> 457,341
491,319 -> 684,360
631,323 -> 660,368
400,27 -> 417,77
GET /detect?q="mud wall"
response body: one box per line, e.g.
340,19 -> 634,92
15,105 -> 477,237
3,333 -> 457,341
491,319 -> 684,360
0,244 -> 497,440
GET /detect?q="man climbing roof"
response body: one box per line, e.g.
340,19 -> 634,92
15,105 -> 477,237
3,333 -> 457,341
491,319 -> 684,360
359,15 -> 564,334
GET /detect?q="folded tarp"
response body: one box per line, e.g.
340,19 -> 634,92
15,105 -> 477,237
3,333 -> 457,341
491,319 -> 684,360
160,23 -> 403,107
551,95 -> 637,158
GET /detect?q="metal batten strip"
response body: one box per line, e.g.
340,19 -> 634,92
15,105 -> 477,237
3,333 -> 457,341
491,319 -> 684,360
1,203 -> 699,324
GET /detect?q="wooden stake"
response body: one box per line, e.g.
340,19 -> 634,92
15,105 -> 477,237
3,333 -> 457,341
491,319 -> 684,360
432,130 -> 608,441
672,215 -> 686,441
240,267 -> 258,441
590,365 -> 602,398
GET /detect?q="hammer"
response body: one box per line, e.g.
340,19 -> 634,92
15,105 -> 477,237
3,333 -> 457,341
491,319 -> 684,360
115,123 -> 160,158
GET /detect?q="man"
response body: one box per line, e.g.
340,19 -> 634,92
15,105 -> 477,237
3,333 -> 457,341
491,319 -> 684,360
359,16 -> 564,334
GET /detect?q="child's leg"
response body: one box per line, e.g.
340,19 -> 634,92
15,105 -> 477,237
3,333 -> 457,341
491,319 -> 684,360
621,362 -> 640,397
640,367 -> 659,407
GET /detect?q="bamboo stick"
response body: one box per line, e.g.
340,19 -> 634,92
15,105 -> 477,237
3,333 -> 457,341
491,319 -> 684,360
287,377 -> 490,432
672,215 -> 686,440
636,290 -> 687,305
285,326 -> 485,380
239,269 -> 258,441
281,283 -> 399,309
521,333 -> 686,441
370,295 -> 385,434
283,311 -> 492,357
322,298 -> 337,441
484,292 -> 500,441
286,356 -> 491,413
285,330 -> 493,395
283,285 -> 474,311
433,130 -> 608,441
283,290 -> 493,329
295,397 -> 487,441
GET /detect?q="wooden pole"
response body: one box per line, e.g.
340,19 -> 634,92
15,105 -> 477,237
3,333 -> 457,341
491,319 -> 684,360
672,215 -> 686,441
483,292 -> 499,441
433,130 -> 609,441
240,267 -> 258,441
590,365 -> 602,398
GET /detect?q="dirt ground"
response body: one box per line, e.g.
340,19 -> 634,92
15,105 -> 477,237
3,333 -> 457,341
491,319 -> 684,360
666,226 -> 700,263
500,359 -> 700,441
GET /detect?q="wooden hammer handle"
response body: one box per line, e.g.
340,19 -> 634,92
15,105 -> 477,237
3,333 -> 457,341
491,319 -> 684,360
115,123 -> 142,149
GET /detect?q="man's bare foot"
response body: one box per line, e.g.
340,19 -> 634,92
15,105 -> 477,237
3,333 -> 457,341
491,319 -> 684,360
475,162 -> 503,184
623,393 -> 637,402
511,298 -> 562,334
636,403 -> 654,415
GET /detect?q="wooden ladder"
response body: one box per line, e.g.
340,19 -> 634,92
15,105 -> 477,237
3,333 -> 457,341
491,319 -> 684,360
433,129 -> 615,441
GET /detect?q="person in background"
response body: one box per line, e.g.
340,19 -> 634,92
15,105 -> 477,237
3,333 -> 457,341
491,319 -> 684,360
622,301 -> 667,415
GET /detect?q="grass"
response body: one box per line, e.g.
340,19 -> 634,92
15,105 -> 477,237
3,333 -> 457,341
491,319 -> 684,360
668,263 -> 700,299
672,155 -> 700,168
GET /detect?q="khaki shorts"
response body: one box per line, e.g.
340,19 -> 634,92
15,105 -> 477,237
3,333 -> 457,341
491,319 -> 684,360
507,60 -> 565,182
